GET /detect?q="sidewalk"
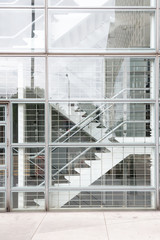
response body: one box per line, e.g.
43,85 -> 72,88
0,211 -> 160,240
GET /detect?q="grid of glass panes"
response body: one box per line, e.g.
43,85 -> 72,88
0,0 -> 158,211
48,1 -> 157,210
49,191 -> 154,209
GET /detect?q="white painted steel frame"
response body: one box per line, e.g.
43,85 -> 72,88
0,1 -> 160,211
0,103 -> 10,211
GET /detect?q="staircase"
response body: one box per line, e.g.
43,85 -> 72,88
33,101 -> 151,207
52,102 -> 113,143
34,145 -> 152,208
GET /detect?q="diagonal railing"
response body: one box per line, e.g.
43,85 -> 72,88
51,87 -> 150,151
39,120 -> 125,187
52,88 -> 131,145
51,103 -> 113,152
13,147 -> 45,180
52,120 -> 150,177
27,87 -> 150,182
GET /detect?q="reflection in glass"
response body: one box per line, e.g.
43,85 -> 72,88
0,58 -> 45,99
49,57 -> 154,100
48,10 -> 155,51
13,104 -> 45,143
0,10 -> 44,52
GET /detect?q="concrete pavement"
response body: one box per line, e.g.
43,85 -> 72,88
0,211 -> 160,240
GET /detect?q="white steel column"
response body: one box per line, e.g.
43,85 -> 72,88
18,63 -> 25,208
45,0 -> 49,211
123,60 -> 128,139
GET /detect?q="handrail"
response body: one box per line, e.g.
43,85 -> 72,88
52,121 -> 125,177
51,103 -> 113,152
29,158 -> 44,173
52,87 -> 129,144
0,15 -> 43,39
51,86 -> 146,151
30,149 -> 45,160
52,120 -> 150,177
13,147 -> 45,174
39,181 -> 45,186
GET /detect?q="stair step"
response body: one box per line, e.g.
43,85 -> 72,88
85,160 -> 100,167
75,108 -> 84,112
74,162 -> 90,168
52,179 -> 69,184
59,170 -> 80,176
34,199 -> 45,207
97,124 -> 106,128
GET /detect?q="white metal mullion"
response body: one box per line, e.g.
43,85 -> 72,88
155,0 -> 159,210
44,0 -> 49,212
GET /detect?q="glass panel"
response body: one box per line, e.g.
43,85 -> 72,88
49,191 -> 154,209
0,148 -> 5,165
48,10 -> 155,51
0,106 -> 5,121
12,148 -> 45,187
12,192 -> 45,210
0,126 -> 5,143
0,0 -> 44,6
0,170 -> 5,187
0,192 -> 5,209
13,104 -> 45,143
50,103 -> 154,143
48,0 -> 153,7
0,10 -> 44,52
50,147 -> 154,187
0,58 -> 45,99
49,57 -> 155,100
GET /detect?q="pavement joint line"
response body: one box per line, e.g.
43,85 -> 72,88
31,212 -> 47,240
103,212 -> 110,240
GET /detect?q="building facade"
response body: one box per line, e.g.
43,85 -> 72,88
0,0 -> 159,211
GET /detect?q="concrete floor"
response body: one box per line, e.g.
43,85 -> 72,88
0,211 -> 160,240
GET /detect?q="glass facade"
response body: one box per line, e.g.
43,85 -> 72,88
0,0 -> 159,211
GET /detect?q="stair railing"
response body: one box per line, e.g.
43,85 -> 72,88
50,87 -> 146,154
51,103 -> 113,153
13,147 -> 45,180
38,120 -> 126,187
28,87 -> 149,181
53,87 -> 130,144
52,120 -> 150,177
29,88 -> 124,166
